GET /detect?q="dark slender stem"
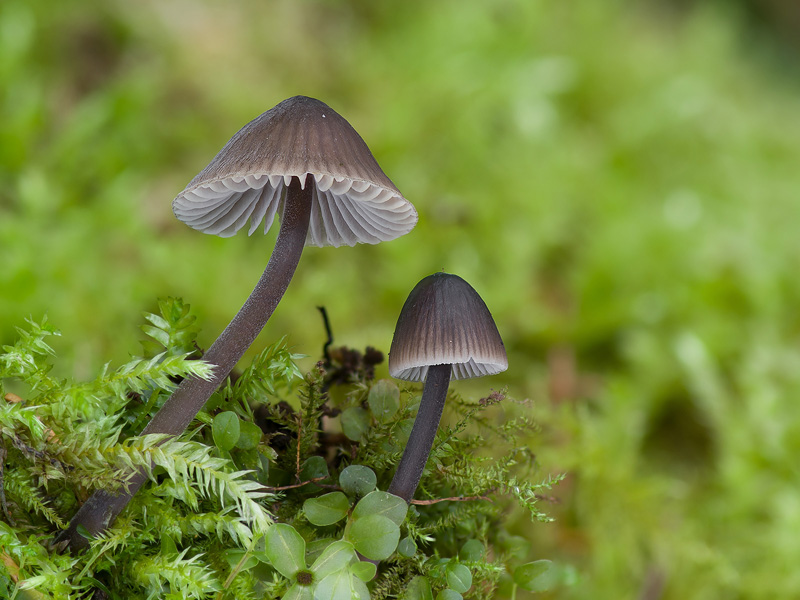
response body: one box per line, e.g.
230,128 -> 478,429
387,364 -> 452,503
60,177 -> 313,552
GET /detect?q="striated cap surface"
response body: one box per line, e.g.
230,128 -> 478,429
388,272 -> 508,381
172,96 -> 417,247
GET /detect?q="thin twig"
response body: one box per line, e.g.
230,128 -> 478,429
313,482 -> 343,491
259,476 -> 327,492
317,306 -> 334,366
410,494 -> 493,505
534,493 -> 561,504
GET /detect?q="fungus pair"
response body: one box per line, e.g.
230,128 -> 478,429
63,96 -> 417,549
63,96 -> 506,548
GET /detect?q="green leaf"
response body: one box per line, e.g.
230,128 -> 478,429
284,583 -> 315,600
339,465 -> 376,497
222,549 -> 258,571
445,563 -> 472,593
402,576 -> 433,600
397,536 -> 417,557
346,514 -> 400,560
314,570 -> 353,600
352,576 -> 370,600
305,537 -> 339,566
264,523 -> 306,579
235,420 -> 262,450
459,539 -> 484,561
350,560 -> 377,582
160,534 -> 177,555
314,570 -> 370,600
303,492 -> 350,526
141,324 -> 170,348
513,560 -> 557,592
352,491 -> 407,526
300,455 -> 329,481
310,540 -> 357,580
212,411 -> 240,452
341,407 -> 370,441
393,418 -> 416,447
367,379 -> 400,423
435,590 -> 462,600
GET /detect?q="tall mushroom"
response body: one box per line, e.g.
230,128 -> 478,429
386,272 -> 507,503
62,96 -> 417,550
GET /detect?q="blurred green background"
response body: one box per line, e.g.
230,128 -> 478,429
2,0 -> 799,597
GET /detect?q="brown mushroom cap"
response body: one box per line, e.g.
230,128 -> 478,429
388,272 -> 508,381
172,96 -> 417,247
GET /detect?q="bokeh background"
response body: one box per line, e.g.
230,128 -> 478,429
2,0 -> 800,597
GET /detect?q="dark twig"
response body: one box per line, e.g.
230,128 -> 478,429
317,306 -> 333,366
410,494 -> 493,505
534,493 -> 561,504
258,476 -> 327,492
313,482 -> 343,491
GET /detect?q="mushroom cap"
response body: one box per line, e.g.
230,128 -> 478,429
172,96 -> 417,247
388,272 -> 508,381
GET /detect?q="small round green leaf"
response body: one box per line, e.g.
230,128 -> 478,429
212,411 -> 240,451
350,560 -> 377,582
264,523 -> 306,579
445,563 -> 472,594
341,407 -> 370,441
397,536 -> 417,557
310,540 -> 357,580
352,491 -> 408,526
402,576 -> 433,600
459,539 -> 484,561
339,465 -> 377,497
367,379 -> 400,423
300,455 -> 329,481
235,420 -> 262,450
347,514 -> 400,560
303,492 -> 350,526
435,590 -> 462,600
513,559 -> 557,592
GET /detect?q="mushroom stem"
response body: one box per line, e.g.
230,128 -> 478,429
61,176 -> 313,551
387,363 -> 452,503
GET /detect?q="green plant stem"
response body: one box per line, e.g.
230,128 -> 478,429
60,176 -> 313,552
387,363 -> 452,503
217,535 -> 258,598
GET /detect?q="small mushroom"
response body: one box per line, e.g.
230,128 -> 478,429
386,272 -> 507,503
62,96 -> 416,550
150,95 -> 416,436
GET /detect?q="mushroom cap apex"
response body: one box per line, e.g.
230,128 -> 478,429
388,272 -> 508,382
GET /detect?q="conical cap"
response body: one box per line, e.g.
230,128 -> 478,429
172,96 -> 417,247
388,273 -> 508,381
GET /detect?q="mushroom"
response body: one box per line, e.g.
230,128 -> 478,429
62,96 -> 417,550
386,272 -> 507,503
